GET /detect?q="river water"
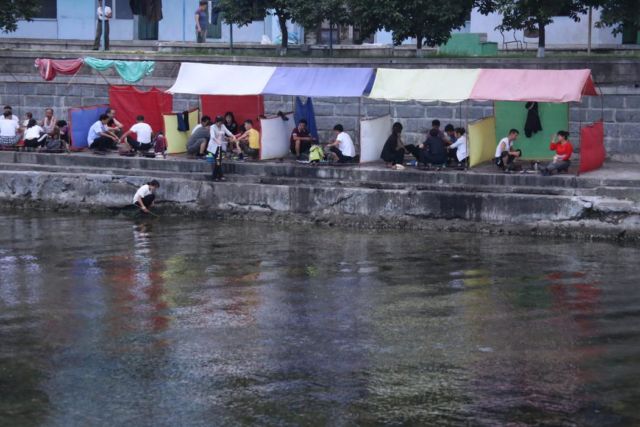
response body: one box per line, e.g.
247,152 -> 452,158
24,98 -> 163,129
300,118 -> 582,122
1,214 -> 639,426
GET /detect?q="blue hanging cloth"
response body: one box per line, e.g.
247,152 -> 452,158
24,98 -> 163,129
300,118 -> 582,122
294,97 -> 319,141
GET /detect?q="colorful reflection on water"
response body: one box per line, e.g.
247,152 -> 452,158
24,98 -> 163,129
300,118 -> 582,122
0,214 -> 639,426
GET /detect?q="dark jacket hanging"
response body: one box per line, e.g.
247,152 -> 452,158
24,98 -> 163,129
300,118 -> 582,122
129,0 -> 163,22
524,101 -> 543,138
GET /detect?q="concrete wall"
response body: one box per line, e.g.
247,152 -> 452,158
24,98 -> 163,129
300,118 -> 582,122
470,8 -> 621,47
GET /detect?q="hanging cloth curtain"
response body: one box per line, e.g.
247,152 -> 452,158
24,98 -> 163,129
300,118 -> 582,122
34,58 -> 84,81
84,57 -> 155,84
294,97 -> 319,141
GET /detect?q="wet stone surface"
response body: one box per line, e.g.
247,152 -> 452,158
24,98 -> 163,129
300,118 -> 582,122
1,214 -> 640,426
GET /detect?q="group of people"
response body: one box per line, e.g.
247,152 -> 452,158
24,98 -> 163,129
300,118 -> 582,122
380,119 -> 573,175
494,128 -> 574,175
381,120 -> 468,170
290,119 -> 357,163
185,112 -> 261,181
0,106 -> 69,151
87,108 -> 160,155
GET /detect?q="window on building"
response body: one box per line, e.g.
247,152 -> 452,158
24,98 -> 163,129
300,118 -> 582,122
102,0 -> 133,20
116,0 -> 133,19
34,0 -> 57,19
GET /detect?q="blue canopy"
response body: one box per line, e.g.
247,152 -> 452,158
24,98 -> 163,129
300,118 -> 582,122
262,67 -> 375,97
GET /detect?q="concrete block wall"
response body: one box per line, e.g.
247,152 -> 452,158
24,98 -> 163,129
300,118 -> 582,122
0,79 -> 639,162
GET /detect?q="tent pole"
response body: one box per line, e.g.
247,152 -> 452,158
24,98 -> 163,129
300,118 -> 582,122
357,97 -> 362,157
465,101 -> 470,171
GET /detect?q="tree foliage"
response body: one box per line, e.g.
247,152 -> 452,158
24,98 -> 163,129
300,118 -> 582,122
595,0 -> 640,36
476,0 -> 592,57
0,0 -> 40,33
217,0 -> 296,48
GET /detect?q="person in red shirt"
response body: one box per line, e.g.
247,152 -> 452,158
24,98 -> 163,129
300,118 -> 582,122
541,130 -> 573,176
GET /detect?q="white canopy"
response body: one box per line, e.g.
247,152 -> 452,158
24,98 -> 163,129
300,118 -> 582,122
167,63 -> 276,95
369,68 -> 481,103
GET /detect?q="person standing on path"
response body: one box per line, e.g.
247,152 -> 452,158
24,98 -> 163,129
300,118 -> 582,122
93,0 -> 112,51
195,1 -> 208,43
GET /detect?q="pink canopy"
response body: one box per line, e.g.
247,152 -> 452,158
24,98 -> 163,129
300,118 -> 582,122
470,69 -> 598,103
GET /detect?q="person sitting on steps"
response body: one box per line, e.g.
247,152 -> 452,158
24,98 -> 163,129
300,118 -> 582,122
120,115 -> 153,154
187,116 -> 211,158
495,129 -> 522,172
381,122 -> 406,169
326,124 -> 356,163
290,119 -> 315,160
541,130 -> 573,176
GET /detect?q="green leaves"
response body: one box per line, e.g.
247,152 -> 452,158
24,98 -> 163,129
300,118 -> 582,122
0,0 -> 41,33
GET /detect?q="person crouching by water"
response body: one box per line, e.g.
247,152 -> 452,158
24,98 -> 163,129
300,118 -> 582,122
133,180 -> 159,214
541,131 -> 573,176
381,122 -> 406,169
208,116 -> 236,181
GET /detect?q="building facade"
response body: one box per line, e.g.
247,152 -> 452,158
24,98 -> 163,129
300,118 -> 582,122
0,1 -> 630,48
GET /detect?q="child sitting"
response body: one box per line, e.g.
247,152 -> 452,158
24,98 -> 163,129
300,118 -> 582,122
236,119 -> 260,160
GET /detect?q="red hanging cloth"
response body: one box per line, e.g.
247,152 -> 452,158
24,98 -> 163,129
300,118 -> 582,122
34,58 -> 84,81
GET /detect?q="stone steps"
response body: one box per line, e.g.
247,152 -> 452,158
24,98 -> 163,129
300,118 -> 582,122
2,152 -> 640,192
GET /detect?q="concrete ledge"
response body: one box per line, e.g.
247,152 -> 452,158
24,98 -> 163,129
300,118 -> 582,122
0,153 -> 638,240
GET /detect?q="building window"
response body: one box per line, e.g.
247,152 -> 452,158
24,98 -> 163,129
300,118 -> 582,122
34,0 -> 56,19
103,0 -> 133,20
116,0 -> 133,19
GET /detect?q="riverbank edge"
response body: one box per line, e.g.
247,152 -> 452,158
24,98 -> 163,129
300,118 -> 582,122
0,171 -> 637,242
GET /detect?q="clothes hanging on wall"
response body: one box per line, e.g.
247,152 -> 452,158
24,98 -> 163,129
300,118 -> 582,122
129,0 -> 163,21
84,57 -> 155,84
34,58 -> 84,81
524,101 -> 543,138
176,111 -> 190,131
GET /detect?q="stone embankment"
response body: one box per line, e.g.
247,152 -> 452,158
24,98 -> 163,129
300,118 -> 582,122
0,152 -> 638,241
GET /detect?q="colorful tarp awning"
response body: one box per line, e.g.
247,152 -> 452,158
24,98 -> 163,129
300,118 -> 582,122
167,63 -> 277,95
469,69 -> 598,103
262,67 -> 374,97
368,68 -> 481,103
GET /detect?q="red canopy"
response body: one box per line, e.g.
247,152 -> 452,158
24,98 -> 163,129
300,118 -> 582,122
470,69 -> 598,103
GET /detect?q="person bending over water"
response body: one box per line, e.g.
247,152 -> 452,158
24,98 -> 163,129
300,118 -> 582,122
133,180 -> 159,214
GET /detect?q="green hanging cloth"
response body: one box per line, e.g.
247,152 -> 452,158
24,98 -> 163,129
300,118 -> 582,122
84,57 -> 155,84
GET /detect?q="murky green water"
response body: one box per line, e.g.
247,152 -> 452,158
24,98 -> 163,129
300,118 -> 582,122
1,214 -> 640,426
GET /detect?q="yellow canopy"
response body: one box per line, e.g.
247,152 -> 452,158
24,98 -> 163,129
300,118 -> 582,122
369,68 -> 481,103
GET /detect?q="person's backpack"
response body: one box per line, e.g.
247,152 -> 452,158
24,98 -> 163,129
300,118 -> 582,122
309,145 -> 324,163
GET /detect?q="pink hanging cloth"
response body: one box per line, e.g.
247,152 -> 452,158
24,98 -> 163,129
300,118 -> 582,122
34,58 -> 84,81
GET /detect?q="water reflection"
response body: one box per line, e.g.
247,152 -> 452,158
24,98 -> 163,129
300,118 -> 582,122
0,214 -> 639,425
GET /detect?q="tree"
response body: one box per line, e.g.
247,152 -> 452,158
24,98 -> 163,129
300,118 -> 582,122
595,0 -> 640,37
0,0 -> 40,33
291,0 -> 352,48
476,0 -> 591,58
348,0 -> 474,56
217,0 -> 296,50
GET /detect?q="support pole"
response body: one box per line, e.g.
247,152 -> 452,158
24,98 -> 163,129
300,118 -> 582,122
329,20 -> 333,57
357,97 -> 362,161
230,24 -> 234,53
587,7 -> 593,55
101,10 -> 106,51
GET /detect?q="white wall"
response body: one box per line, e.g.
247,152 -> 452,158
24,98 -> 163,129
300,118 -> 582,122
469,8 -> 621,47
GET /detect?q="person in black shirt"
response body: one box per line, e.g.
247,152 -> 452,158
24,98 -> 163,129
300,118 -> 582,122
290,119 -> 315,160
381,122 -> 406,167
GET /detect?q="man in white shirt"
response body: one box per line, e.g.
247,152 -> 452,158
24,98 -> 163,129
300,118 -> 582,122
120,115 -> 153,153
495,128 -> 522,171
133,180 -> 160,214
88,114 -> 118,152
208,116 -> 236,181
326,124 -> 356,163
93,0 -> 112,51
0,111 -> 20,146
448,127 -> 468,167
3,106 -> 19,123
